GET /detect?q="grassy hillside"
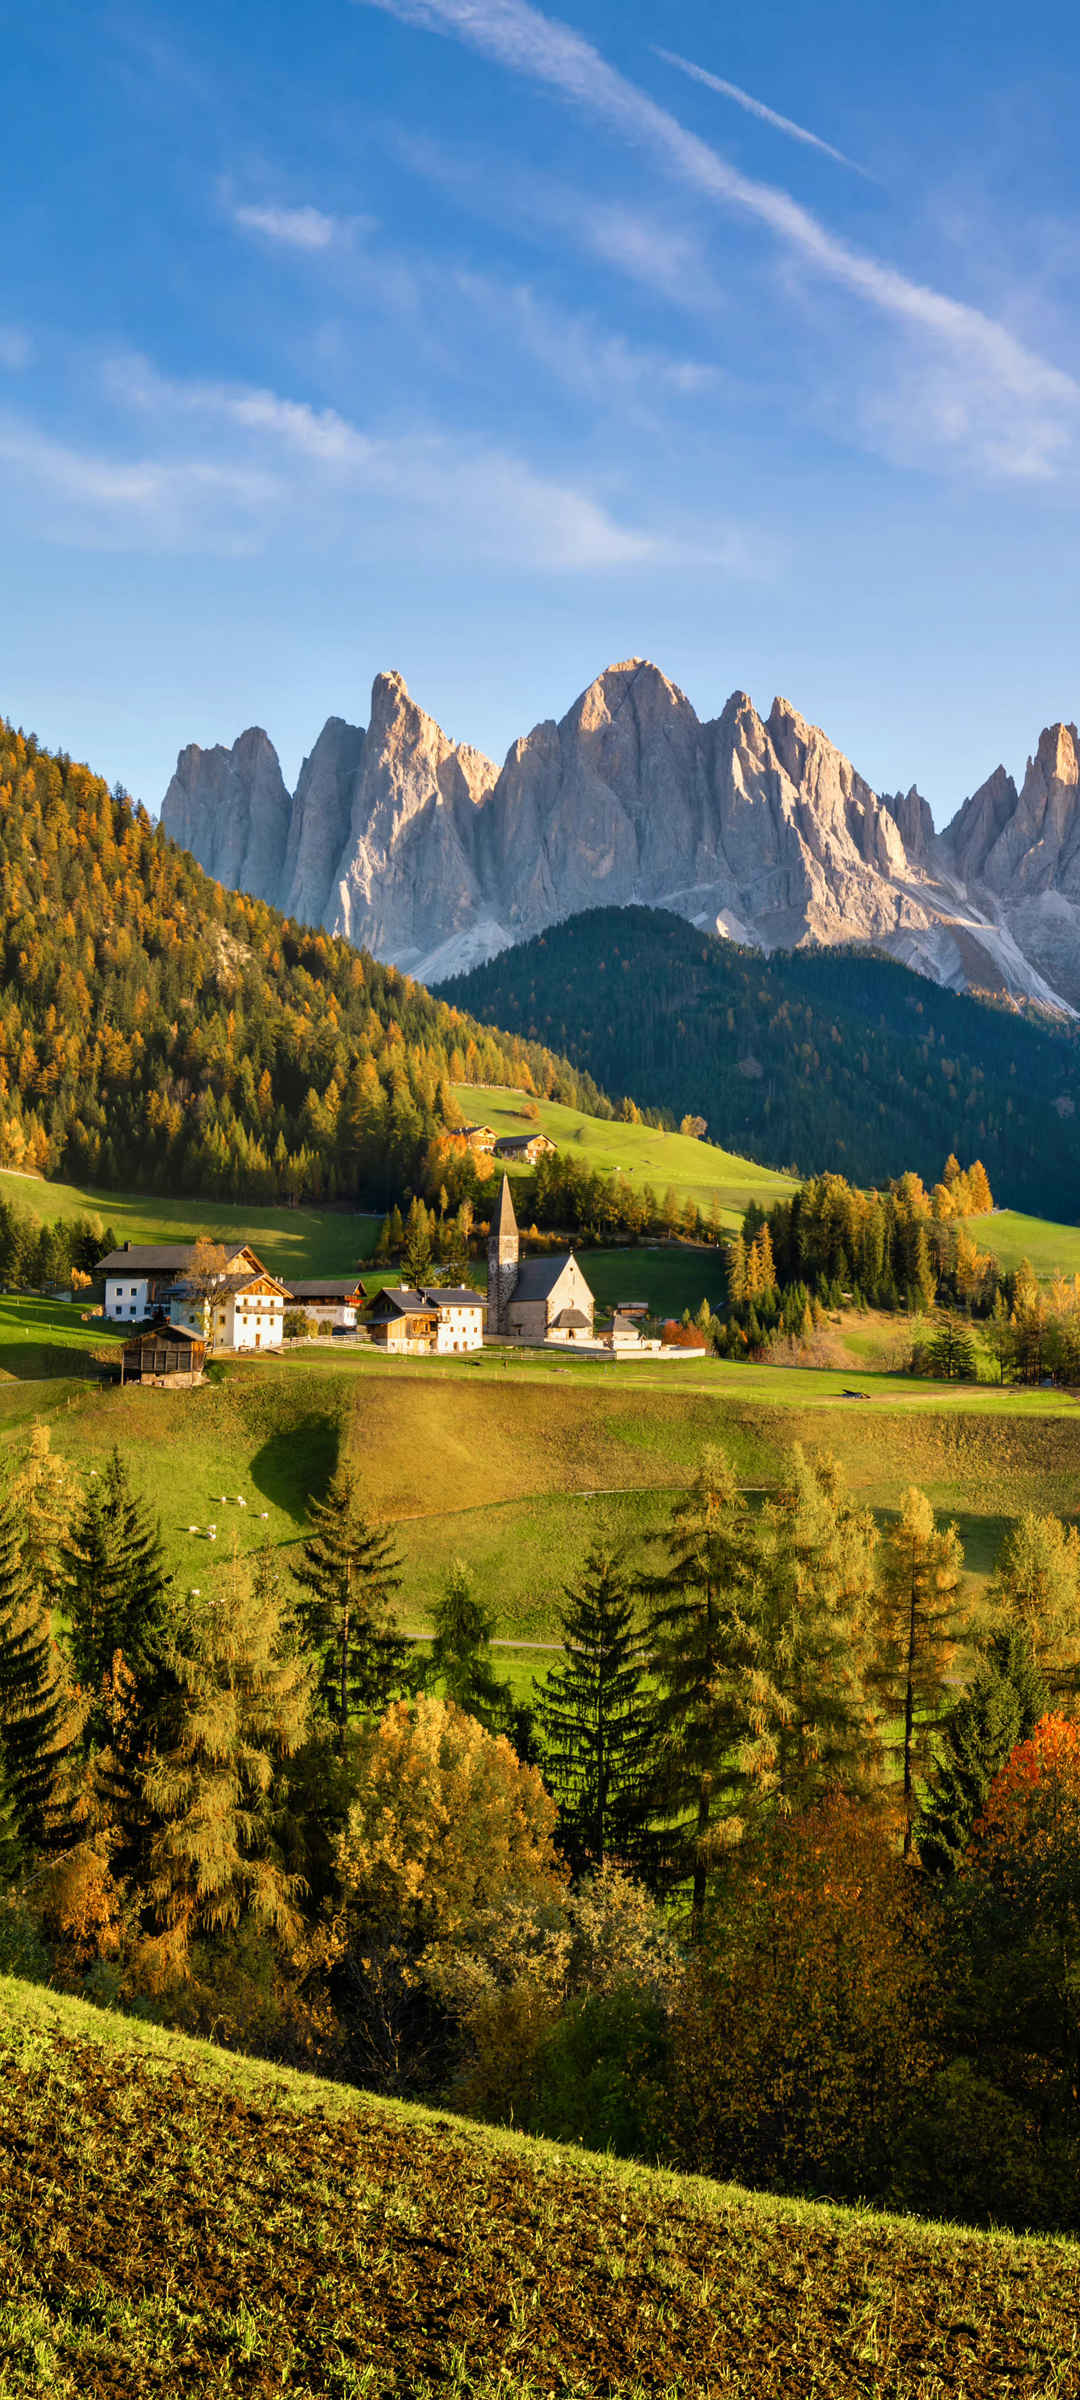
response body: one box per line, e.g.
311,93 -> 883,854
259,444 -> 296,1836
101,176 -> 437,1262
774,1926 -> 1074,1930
0,1169 -> 379,1281
0,1974 -> 1076,2399
6,1336 -> 1080,1652
442,906 -> 1080,1212
971,1208 -> 1080,1281
453,1082 -> 797,1225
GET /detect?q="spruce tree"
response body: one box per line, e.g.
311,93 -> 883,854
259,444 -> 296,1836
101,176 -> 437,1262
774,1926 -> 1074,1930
63,1449 -> 173,1705
918,1625 -> 1047,1876
293,1468 -> 408,1751
0,1496 -> 75,1854
427,1559 -> 511,1731
535,1544 -> 652,1874
139,1550 -> 312,1985
647,1448 -> 761,1930
876,1485 -> 965,1855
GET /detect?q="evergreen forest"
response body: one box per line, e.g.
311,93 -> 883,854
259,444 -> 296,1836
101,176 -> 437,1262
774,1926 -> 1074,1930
440,906 -> 1080,1213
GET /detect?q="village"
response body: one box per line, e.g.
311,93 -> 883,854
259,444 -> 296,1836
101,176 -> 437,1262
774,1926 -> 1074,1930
100,1174 -> 664,1386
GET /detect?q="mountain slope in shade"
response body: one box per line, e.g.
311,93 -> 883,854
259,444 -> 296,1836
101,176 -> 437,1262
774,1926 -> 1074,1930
161,662 -> 1080,1012
440,905 -> 1080,1215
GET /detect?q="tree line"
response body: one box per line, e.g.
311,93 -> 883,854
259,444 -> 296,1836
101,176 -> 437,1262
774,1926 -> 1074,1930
6,1423 -> 1080,2229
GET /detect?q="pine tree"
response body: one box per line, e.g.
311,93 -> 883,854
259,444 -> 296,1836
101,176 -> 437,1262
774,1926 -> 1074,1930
138,1549 -> 312,1985
63,1449 -> 173,1705
751,1449 -> 882,1813
293,1469 -> 408,1751
917,1625 -> 1047,1876
647,1449 -> 761,1930
0,1496 -> 75,1854
427,1559 -> 511,1731
876,1486 -> 965,1855
535,1545 -> 653,1874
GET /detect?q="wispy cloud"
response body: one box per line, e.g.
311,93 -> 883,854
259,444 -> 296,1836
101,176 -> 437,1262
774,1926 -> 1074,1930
0,328 -> 33,371
0,419 -> 279,550
230,200 -> 369,249
653,47 -> 868,177
359,0 -> 1080,476
452,269 -> 718,406
92,353 -> 753,571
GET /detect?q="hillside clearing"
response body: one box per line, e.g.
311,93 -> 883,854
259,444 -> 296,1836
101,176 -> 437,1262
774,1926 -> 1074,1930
0,1974 -> 1076,2399
0,1170 -> 378,1281
451,1085 -> 797,1224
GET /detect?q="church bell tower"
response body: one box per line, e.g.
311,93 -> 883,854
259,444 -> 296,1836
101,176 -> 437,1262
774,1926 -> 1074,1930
487,1174 -> 519,1335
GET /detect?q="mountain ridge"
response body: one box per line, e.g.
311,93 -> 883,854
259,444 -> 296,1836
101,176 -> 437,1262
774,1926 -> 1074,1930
162,660 -> 1080,1013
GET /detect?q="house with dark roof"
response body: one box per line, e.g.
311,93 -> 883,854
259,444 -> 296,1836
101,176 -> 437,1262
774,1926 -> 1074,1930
366,1284 -> 485,1355
492,1131 -> 558,1164
486,1177 -> 595,1344
98,1241 -> 264,1324
286,1277 -> 368,1329
120,1321 -> 206,1388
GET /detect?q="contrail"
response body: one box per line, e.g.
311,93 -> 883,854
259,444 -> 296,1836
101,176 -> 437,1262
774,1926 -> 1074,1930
654,46 -> 869,176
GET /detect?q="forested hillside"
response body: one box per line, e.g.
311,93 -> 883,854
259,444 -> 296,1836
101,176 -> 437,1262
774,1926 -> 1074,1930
442,908 -> 1080,1214
0,722 -> 607,1205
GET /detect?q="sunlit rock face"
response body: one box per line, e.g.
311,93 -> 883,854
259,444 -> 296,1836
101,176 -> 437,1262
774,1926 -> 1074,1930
162,664 -> 1080,1014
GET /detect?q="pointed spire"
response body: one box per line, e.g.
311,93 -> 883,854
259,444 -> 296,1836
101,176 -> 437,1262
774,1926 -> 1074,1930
495,1174 -> 518,1239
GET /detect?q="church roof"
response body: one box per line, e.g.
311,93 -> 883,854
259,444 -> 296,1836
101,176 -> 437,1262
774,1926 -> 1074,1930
553,1308 -> 591,1330
511,1255 -> 593,1304
494,1174 -> 518,1239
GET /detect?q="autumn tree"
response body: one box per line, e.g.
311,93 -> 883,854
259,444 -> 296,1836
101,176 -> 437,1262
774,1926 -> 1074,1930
137,1550 -> 312,1987
535,1545 -> 653,1874
9,1421 -> 77,1603
750,1449 -> 882,1812
668,1797 -> 938,2203
988,1512 -> 1080,1695
292,1468 -> 408,1752
647,1449 -> 761,1929
876,1487 -> 965,1854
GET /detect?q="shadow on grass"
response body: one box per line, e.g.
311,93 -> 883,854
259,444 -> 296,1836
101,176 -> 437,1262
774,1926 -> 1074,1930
248,1409 -> 341,1527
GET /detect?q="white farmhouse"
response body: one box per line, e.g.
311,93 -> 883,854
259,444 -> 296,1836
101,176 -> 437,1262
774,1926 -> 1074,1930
98,1241 -> 289,1352
366,1285 -> 486,1355
170,1267 -> 290,1353
98,1241 -> 260,1323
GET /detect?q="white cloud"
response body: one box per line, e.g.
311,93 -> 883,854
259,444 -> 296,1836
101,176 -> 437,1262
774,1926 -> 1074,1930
0,328 -> 33,371
0,419 -> 279,550
231,201 -> 364,249
451,269 -> 719,405
96,354 -> 752,571
359,0 -> 1080,476
653,49 -> 868,177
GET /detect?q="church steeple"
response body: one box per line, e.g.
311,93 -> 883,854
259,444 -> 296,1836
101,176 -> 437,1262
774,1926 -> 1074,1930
487,1175 -> 519,1336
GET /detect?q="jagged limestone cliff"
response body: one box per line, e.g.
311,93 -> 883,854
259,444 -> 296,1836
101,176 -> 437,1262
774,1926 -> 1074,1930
161,661 -> 1080,1011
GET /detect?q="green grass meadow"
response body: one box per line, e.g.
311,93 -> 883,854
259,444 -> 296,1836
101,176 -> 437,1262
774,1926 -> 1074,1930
970,1207 -> 1080,1281
452,1083 -> 798,1224
0,1972 -> 1076,2400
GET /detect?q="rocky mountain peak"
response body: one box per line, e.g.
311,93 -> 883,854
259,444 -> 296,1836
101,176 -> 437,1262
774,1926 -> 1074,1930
161,668 -> 1080,1013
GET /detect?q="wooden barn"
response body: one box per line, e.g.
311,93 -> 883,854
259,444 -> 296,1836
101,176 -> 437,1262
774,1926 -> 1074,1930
120,1321 -> 206,1388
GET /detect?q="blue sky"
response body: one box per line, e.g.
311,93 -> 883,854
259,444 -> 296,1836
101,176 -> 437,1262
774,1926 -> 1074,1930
4,0 -> 1080,821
